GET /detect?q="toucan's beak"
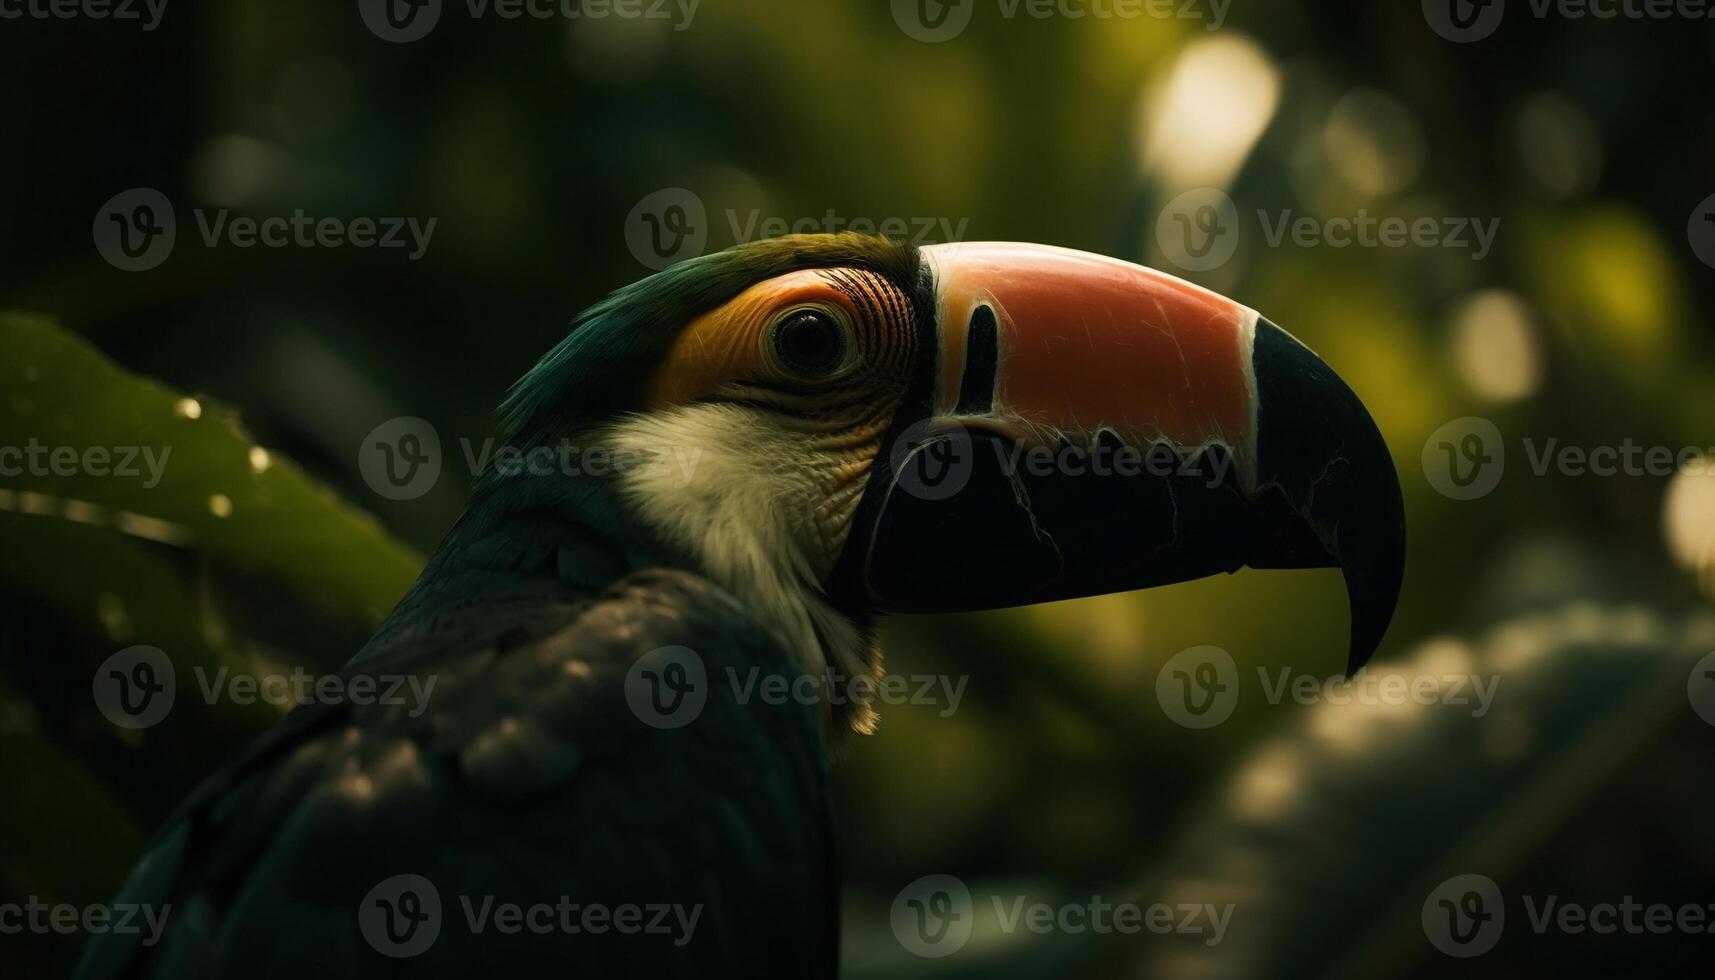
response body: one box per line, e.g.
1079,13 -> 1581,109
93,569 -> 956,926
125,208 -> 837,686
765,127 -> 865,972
830,243 -> 1406,674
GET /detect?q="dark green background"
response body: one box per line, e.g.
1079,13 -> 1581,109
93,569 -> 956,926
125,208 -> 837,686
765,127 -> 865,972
2,1 -> 1713,976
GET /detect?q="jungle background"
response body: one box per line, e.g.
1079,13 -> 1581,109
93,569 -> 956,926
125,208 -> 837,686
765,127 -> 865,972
3,0 -> 1714,976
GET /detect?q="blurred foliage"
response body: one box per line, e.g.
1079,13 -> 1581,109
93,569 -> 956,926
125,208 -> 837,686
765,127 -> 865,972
1,1 -> 1713,977
0,315 -> 422,971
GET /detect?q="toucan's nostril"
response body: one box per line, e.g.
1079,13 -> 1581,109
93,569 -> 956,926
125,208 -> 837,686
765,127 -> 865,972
954,304 -> 999,415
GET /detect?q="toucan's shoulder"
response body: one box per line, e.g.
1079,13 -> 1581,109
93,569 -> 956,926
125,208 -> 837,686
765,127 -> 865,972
164,567 -> 813,823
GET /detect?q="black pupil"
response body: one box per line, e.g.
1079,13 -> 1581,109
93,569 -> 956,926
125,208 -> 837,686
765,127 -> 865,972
774,311 -> 846,376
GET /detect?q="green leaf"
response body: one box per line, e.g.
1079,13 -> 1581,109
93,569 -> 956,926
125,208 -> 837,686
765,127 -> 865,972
0,312 -> 423,626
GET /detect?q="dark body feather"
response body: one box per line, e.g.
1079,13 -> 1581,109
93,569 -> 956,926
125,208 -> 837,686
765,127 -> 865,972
76,487 -> 840,979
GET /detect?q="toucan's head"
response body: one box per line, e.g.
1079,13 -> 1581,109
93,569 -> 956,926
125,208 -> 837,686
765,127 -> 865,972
500,234 -> 1404,731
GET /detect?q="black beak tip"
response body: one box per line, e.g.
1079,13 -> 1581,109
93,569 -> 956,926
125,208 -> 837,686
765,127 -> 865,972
1332,382 -> 1407,677
1341,519 -> 1405,676
1252,316 -> 1407,677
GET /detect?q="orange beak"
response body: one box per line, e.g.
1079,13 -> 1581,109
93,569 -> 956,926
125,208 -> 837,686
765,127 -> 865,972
830,243 -> 1406,674
924,242 -> 1263,491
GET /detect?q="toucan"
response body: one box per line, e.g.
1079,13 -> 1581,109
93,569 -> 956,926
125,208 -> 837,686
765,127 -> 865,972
75,234 -> 1404,979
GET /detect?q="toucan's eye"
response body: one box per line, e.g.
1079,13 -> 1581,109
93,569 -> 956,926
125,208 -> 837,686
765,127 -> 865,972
770,308 -> 851,378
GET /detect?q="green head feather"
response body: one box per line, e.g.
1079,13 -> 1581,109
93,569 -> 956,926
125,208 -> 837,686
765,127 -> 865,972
497,233 -> 922,449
